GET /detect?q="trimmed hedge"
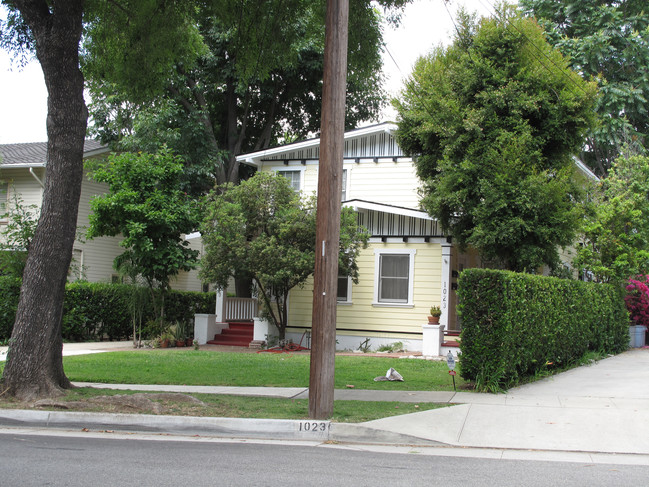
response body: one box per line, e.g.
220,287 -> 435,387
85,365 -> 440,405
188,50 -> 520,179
0,276 -> 21,342
0,280 -> 216,342
458,269 -> 629,390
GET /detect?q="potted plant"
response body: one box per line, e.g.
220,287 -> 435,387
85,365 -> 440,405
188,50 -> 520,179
158,331 -> 173,348
172,321 -> 187,347
428,306 -> 442,324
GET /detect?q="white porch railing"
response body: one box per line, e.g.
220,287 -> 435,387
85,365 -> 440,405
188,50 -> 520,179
224,297 -> 258,321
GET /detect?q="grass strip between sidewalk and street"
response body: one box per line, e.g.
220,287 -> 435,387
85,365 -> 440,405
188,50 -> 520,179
0,386 -> 448,423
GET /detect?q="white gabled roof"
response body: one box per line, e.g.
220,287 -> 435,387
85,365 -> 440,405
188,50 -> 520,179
236,122 -> 397,166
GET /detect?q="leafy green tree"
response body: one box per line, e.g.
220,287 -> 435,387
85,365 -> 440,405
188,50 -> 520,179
574,154 -> 649,282
0,192 -> 38,278
86,147 -> 200,325
520,0 -> 649,175
1,0 -> 202,400
84,0 -> 404,191
200,172 -> 368,339
394,9 -> 597,273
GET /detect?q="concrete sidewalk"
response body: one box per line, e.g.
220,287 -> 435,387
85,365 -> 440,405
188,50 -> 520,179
1,343 -> 648,458
362,349 -> 649,455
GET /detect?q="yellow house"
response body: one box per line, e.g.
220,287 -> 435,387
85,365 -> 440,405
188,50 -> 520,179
0,141 -> 204,291
235,123 -> 465,353
204,124 -> 600,352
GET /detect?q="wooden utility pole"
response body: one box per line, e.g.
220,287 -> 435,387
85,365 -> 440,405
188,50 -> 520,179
309,0 -> 349,419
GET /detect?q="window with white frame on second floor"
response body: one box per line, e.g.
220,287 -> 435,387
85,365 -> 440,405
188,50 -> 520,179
277,170 -> 301,191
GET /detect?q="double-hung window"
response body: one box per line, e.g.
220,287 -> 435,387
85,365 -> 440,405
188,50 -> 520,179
374,249 -> 416,306
277,170 -> 301,192
337,274 -> 352,303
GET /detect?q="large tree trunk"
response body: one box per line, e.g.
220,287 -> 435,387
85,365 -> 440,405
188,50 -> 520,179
1,0 -> 87,401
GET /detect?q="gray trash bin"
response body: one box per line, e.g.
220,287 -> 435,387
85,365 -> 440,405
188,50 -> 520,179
629,325 -> 647,348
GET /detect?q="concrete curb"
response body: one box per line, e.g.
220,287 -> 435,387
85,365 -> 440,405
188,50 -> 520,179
0,409 -> 441,446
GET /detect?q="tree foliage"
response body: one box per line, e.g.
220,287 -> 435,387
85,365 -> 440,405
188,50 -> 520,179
0,192 -> 38,278
83,0 -> 402,190
0,0 -> 209,401
574,154 -> 649,282
520,0 -> 649,175
394,9 -> 597,272
87,147 -> 200,322
200,172 -> 368,339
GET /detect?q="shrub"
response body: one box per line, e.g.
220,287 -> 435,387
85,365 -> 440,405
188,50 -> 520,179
0,278 -> 216,342
624,275 -> 649,328
0,276 -> 21,343
458,269 -> 629,390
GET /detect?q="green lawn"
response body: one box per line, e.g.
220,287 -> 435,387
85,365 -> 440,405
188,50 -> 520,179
60,349 -> 467,391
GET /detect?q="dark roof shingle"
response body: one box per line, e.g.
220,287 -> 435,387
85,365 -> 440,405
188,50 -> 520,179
0,140 -> 107,167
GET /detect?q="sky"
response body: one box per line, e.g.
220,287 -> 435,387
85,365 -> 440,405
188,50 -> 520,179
0,0 -> 495,144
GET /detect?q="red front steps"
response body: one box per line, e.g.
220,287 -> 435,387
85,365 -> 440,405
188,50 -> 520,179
207,321 -> 254,347
443,329 -> 460,348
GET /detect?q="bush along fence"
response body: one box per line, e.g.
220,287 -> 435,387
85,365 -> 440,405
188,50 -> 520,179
0,279 -> 216,343
458,269 -> 629,391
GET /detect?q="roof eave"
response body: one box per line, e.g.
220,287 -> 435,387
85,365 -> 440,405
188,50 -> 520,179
237,123 -> 397,167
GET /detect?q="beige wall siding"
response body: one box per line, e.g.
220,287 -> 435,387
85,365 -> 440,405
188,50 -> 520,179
2,165 -> 203,291
0,169 -> 44,246
262,159 -> 421,209
172,235 -> 204,292
287,242 -> 442,338
74,168 -> 124,283
1,167 -> 44,210
342,161 -> 420,208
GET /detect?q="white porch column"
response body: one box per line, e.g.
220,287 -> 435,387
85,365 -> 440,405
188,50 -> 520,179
215,288 -> 227,323
422,323 -> 445,356
440,244 -> 452,329
194,314 -> 225,345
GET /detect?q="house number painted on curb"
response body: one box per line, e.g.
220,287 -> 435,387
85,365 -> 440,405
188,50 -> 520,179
299,422 -> 329,432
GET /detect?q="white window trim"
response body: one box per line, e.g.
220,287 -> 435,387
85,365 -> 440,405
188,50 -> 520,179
373,248 -> 416,307
341,167 -> 350,202
272,166 -> 306,192
337,274 -> 353,305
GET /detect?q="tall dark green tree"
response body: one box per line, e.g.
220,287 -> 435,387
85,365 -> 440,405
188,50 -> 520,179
395,9 -> 597,272
0,0 -> 202,400
84,0 -> 407,192
520,0 -> 649,175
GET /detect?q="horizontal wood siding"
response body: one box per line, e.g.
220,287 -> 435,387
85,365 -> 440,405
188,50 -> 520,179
287,242 -> 442,337
171,236 -> 204,292
343,161 -> 420,208
262,160 -> 421,209
0,169 -> 43,245
75,168 -> 125,283
2,165 -> 202,290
